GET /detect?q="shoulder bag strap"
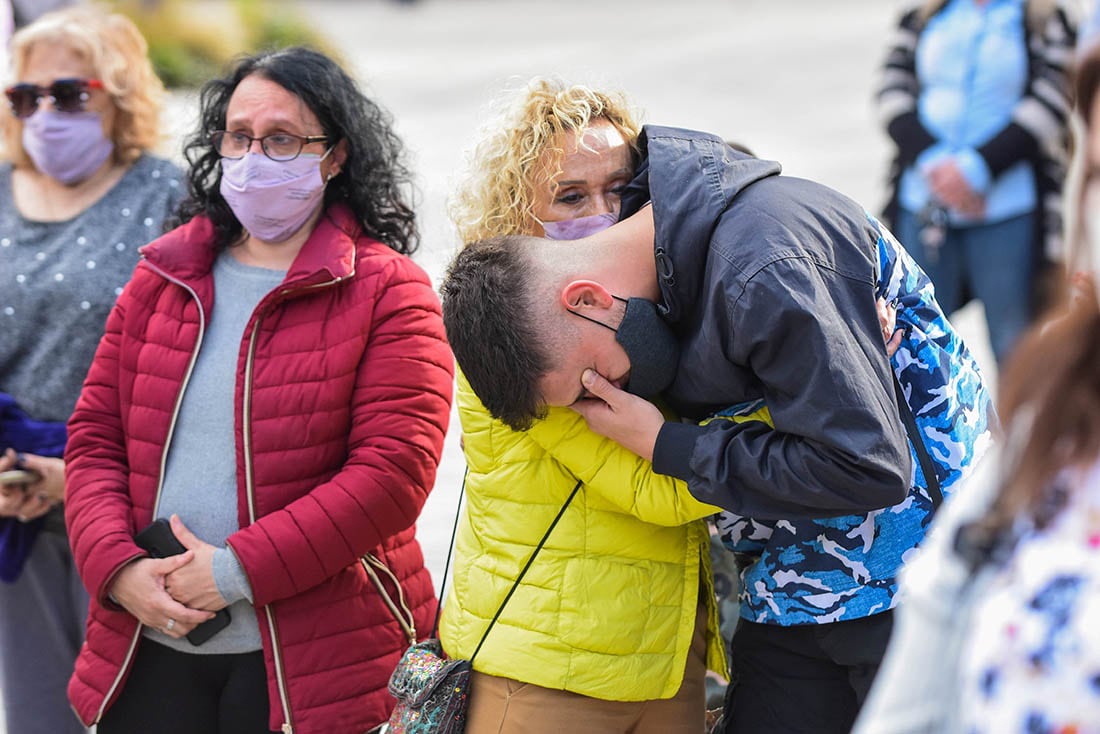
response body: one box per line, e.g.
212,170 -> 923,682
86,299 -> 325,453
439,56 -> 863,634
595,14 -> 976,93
892,372 -> 943,509
469,478 -> 583,664
430,466 -> 469,636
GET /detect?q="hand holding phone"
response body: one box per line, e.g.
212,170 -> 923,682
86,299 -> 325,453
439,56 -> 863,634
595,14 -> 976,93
0,468 -> 42,487
134,519 -> 232,645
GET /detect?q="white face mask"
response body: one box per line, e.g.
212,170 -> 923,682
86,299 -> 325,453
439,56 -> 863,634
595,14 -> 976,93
218,149 -> 332,243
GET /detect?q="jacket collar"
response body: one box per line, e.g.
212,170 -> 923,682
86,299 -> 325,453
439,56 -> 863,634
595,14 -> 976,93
140,203 -> 361,289
622,126 -> 781,323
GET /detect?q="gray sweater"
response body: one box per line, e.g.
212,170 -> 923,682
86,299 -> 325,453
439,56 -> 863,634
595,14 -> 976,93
144,249 -> 286,654
0,155 -> 184,422
0,155 -> 183,532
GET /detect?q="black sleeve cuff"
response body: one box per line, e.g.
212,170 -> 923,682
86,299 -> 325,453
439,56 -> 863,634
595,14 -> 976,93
977,123 -> 1037,178
886,111 -> 936,167
652,421 -> 703,481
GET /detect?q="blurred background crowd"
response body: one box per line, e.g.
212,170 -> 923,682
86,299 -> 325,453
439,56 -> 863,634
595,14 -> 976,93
2,0 -> 1099,732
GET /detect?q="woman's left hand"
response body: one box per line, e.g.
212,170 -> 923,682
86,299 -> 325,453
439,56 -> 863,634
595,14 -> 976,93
162,514 -> 229,612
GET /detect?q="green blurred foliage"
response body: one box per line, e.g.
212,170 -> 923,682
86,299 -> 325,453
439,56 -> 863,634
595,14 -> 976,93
110,0 -> 338,88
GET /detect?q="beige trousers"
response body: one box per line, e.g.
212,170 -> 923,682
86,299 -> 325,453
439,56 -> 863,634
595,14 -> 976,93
464,603 -> 708,734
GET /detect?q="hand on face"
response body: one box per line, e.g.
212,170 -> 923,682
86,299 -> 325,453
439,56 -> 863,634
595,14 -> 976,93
570,369 -> 664,462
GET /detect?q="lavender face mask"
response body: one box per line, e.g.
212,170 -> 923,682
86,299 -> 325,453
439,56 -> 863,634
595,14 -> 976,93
540,211 -> 618,240
219,150 -> 331,243
22,110 -> 113,185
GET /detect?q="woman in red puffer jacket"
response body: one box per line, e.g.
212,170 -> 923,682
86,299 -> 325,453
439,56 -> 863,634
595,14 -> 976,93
64,47 -> 453,734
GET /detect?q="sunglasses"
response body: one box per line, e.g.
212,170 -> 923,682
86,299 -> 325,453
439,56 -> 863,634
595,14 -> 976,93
4,78 -> 103,119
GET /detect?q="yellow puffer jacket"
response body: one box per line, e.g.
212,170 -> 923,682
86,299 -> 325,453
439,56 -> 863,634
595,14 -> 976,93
439,371 -> 726,701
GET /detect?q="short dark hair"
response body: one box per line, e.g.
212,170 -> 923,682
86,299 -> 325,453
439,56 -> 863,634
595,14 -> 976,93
440,236 -> 553,431
172,46 -> 419,254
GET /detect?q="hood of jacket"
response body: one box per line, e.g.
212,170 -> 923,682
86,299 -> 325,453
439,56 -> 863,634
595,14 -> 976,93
621,125 -> 782,323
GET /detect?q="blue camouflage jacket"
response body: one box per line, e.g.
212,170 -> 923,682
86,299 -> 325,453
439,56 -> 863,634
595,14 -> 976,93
714,217 -> 995,625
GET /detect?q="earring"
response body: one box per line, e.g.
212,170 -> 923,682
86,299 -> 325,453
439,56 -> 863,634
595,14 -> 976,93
325,170 -> 338,183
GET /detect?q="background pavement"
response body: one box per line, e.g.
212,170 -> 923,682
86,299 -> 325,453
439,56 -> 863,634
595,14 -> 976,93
4,0 -> 1007,729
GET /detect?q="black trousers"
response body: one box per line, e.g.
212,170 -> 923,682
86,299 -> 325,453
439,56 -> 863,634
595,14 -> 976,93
718,610 -> 894,734
98,639 -> 273,734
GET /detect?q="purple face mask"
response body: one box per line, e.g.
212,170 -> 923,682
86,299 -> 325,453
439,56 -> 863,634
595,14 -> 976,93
22,110 -> 113,185
219,150 -> 330,243
540,212 -> 618,240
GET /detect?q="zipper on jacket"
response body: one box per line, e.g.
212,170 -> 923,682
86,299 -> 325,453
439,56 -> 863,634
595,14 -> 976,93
93,260 -> 208,725
243,274 -> 346,734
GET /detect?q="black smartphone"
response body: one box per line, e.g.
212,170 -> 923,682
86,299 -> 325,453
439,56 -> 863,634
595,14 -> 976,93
133,518 -> 232,646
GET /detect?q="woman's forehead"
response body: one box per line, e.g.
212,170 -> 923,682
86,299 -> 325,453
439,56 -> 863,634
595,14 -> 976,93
226,75 -> 320,130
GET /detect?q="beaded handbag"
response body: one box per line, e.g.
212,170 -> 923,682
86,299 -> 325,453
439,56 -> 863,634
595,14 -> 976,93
384,639 -> 471,734
378,472 -> 581,734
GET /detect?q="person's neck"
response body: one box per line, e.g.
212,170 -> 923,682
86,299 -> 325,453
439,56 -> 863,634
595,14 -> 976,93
593,204 -> 660,300
14,156 -> 128,222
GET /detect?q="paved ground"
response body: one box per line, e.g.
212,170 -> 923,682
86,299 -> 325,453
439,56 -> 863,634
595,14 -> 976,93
3,0 -> 1001,729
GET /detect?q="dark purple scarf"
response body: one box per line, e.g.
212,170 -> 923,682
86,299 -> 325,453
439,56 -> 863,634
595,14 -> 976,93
0,392 -> 67,583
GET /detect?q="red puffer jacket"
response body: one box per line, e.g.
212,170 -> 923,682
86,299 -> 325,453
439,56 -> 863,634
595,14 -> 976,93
64,204 -> 453,733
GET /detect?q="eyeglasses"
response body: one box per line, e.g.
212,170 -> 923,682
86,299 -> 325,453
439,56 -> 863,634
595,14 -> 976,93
4,78 -> 103,119
211,130 -> 329,162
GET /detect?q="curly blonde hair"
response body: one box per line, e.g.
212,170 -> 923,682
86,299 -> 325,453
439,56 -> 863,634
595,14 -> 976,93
449,77 -> 642,244
1,4 -> 166,168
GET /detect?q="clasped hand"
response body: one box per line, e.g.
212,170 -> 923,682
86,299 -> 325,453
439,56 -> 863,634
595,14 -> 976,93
0,448 -> 64,522
926,159 -> 985,217
109,515 -> 228,640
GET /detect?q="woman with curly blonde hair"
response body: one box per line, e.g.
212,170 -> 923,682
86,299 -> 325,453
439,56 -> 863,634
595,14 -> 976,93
440,77 -> 729,734
0,6 -> 183,734
450,76 -> 641,244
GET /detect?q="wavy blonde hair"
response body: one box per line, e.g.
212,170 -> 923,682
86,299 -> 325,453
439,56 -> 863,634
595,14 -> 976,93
1,4 -> 165,168
449,77 -> 641,244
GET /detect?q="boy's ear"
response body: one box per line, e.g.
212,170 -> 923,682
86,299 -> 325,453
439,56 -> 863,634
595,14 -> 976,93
561,280 -> 614,310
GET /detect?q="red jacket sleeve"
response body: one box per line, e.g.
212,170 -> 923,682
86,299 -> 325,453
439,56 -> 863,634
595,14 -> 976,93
65,292 -> 146,606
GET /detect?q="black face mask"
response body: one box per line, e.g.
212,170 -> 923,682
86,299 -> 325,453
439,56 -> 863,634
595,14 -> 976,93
570,295 -> 680,398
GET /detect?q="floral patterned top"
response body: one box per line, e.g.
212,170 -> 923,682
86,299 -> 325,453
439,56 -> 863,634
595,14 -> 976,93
958,460 -> 1100,733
